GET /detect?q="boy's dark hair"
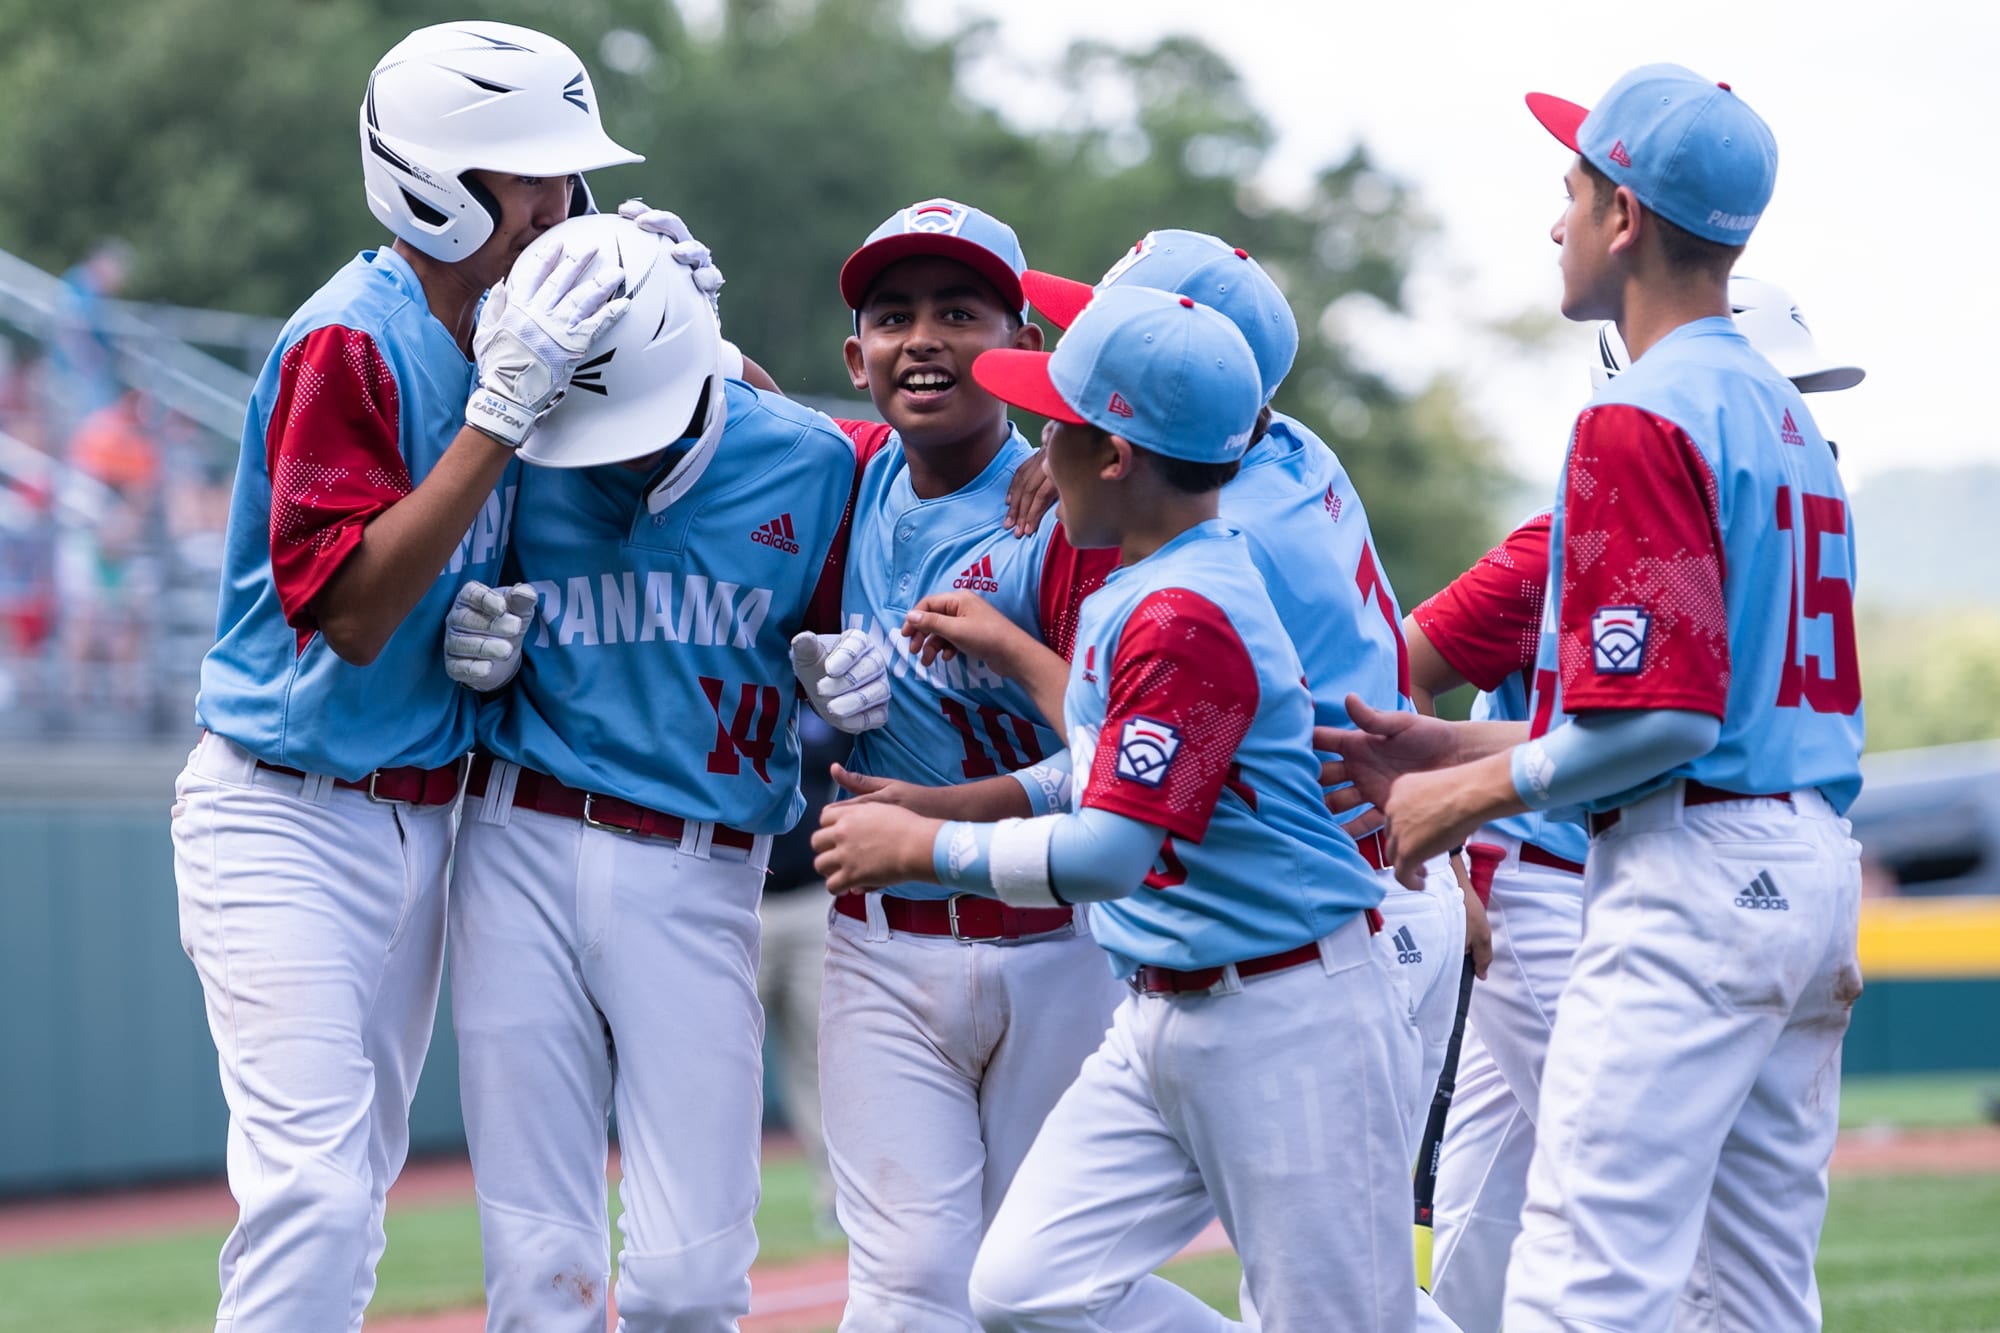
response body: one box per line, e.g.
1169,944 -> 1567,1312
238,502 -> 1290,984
1136,442 -> 1240,494
1582,158 -> 1742,278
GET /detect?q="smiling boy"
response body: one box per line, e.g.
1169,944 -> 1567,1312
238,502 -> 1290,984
811,198 -> 1121,1330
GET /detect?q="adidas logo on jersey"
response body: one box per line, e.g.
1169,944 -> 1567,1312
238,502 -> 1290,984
1780,409 -> 1805,446
1735,870 -> 1790,911
952,554 -> 1001,592
1323,484 -> 1343,522
752,513 -> 800,554
1393,925 -> 1423,965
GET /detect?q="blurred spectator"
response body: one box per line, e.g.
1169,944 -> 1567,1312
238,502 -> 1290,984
758,708 -> 848,1235
56,388 -> 162,712
48,239 -> 133,431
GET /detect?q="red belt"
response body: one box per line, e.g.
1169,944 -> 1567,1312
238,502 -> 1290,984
467,754 -> 757,850
1129,909 -> 1384,996
1589,781 -> 1792,836
255,757 -> 464,806
834,892 -> 1075,943
1466,841 -> 1585,906
1354,827 -> 1388,873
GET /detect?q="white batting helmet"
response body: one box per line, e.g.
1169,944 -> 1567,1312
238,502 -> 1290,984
513,215 -> 728,484
360,22 -> 642,262
1590,275 -> 1866,393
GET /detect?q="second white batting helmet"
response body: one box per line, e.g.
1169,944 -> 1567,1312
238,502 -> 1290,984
360,22 -> 642,262
1590,275 -> 1866,394
512,215 -> 728,490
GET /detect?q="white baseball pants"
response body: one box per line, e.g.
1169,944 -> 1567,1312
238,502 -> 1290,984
1376,858 -> 1469,1158
171,731 -> 452,1333
1429,835 -> 1584,1333
968,913 -> 1419,1332
448,770 -> 772,1333
1504,785 -> 1863,1332
818,901 -> 1123,1332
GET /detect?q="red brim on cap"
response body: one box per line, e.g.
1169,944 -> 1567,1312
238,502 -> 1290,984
970,349 -> 1088,425
838,234 -> 1025,312
1022,270 -> 1094,330
1526,92 -> 1589,152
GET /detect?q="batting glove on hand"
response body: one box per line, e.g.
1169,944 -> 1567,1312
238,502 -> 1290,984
618,198 -> 725,311
444,581 -> 539,691
466,243 -> 629,448
792,630 -> 890,734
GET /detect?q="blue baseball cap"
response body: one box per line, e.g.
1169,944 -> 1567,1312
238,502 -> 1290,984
972,284 -> 1262,465
1023,230 -> 1299,404
838,197 -> 1027,317
1528,64 -> 1778,246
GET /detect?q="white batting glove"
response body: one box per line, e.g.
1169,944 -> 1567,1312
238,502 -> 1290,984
444,582 -> 539,691
618,198 -> 725,311
791,630 -> 890,734
466,243 -> 629,448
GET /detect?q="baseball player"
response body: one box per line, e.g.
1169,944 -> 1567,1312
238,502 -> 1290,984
814,283 -> 1417,1329
1020,232 -> 1468,1164
1322,65 -> 1865,1330
807,197 -> 1125,1331
1418,277 -> 1866,1331
437,213 -> 886,1332
167,23 -> 639,1331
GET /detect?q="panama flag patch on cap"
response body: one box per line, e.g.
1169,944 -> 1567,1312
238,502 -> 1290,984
1591,606 -> 1652,674
1116,716 -> 1182,787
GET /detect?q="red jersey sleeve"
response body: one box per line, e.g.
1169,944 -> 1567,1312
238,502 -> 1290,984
834,417 -> 896,470
1080,589 -> 1260,842
1413,513 -> 1552,692
1037,522 -> 1118,661
803,448 -> 861,635
1557,404 -> 1729,718
265,326 -> 411,632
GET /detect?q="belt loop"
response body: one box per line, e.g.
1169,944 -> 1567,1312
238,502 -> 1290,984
679,819 -> 716,862
863,892 -> 891,943
1209,962 -> 1245,997
478,760 -> 518,827
300,772 -> 333,805
1070,904 -> 1091,938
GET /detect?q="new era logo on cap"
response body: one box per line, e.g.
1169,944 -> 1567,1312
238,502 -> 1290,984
1781,409 -> 1805,446
1609,139 -> 1632,167
952,553 -> 1000,592
1107,392 -> 1135,418
752,512 -> 799,554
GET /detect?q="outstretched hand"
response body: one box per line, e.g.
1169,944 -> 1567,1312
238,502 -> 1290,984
812,800 -> 941,896
1316,694 -> 1463,817
902,592 -> 1037,673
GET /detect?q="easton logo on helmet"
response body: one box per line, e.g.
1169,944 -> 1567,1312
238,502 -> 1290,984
953,554 -> 1000,592
751,513 -> 799,554
562,71 -> 589,112
569,347 -> 615,396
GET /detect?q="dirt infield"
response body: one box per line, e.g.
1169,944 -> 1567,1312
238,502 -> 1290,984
1829,1124 -> 2000,1176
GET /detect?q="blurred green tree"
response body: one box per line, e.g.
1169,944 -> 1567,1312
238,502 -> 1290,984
0,0 -> 1504,600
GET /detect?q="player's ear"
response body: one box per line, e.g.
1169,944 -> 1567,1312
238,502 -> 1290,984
1608,184 -> 1644,258
1101,432 -> 1136,482
843,335 -> 869,392
1012,319 -> 1044,352
1250,403 -> 1273,446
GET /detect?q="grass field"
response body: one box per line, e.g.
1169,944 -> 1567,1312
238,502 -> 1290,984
2,1072 -> 1995,1333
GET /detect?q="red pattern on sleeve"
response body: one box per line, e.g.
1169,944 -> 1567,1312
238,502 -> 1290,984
1557,404 -> 1729,718
1081,588 -> 1260,842
1037,522 -> 1118,661
264,326 -> 410,632
1414,513 -> 1552,693
833,417 -> 896,470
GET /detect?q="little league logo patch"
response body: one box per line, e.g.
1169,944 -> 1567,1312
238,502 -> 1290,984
1590,605 -> 1651,674
1115,716 -> 1182,788
901,198 -> 971,236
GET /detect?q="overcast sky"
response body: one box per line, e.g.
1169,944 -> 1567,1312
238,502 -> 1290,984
885,0 -> 1994,492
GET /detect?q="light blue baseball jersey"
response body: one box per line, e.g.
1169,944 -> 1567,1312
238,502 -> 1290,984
1528,317 -> 1864,814
1228,411 -> 1413,728
836,420 -> 1111,900
476,380 -> 856,834
198,248 -> 517,778
1065,520 -> 1385,977
1414,509 -> 1590,865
